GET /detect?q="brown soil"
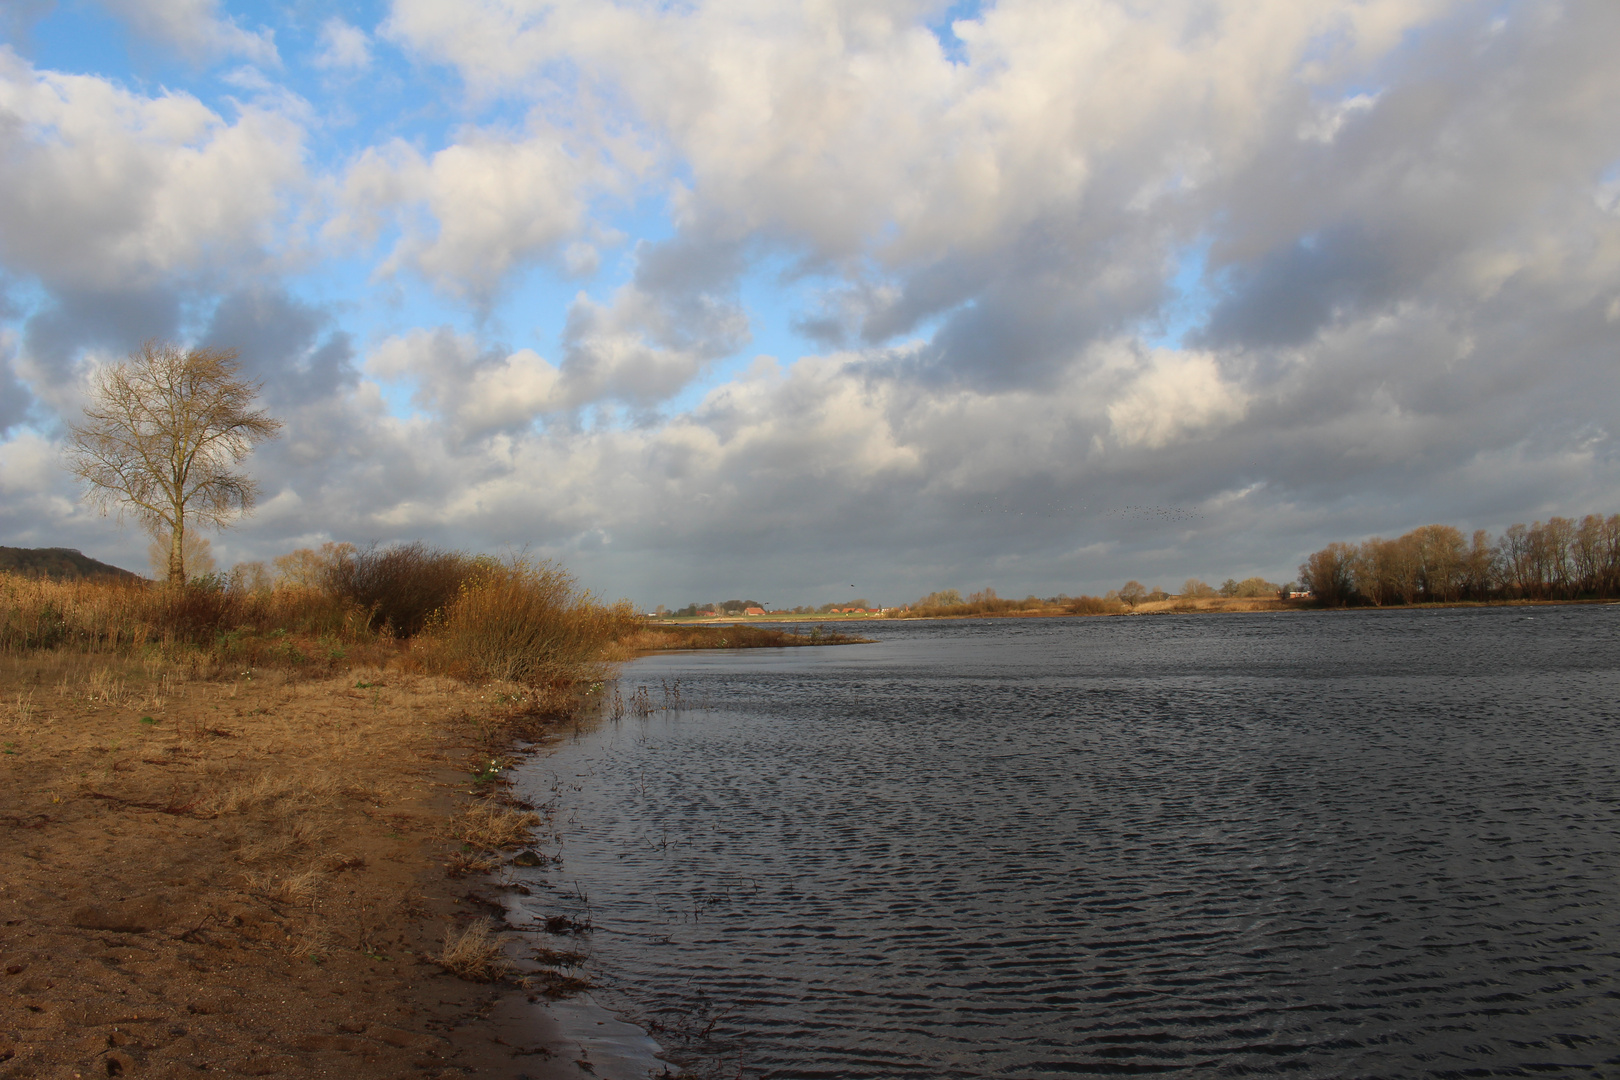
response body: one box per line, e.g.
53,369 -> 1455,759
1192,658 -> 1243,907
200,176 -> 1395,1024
0,651 -> 594,1080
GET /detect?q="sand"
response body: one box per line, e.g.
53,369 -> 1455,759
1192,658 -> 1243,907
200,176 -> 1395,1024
0,650 -> 628,1080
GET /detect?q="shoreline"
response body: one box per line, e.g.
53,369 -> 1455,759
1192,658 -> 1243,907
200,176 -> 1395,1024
0,651 -> 655,1080
655,595 -> 1616,625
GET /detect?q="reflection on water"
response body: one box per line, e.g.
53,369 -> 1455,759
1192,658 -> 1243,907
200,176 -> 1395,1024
512,607 -> 1620,1078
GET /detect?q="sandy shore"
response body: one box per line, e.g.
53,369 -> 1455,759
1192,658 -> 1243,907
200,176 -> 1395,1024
0,649 -> 642,1080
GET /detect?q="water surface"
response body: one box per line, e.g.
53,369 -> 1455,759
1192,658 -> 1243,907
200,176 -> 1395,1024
513,607 -> 1620,1078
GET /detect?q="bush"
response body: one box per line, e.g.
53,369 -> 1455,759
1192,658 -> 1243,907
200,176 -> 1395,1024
323,542 -> 474,637
425,555 -> 637,686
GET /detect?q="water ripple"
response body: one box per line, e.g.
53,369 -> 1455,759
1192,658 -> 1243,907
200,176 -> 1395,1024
514,607 -> 1620,1078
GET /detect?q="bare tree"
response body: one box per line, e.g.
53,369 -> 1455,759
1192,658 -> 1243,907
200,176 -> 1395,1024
67,341 -> 282,583
1299,542 -> 1358,606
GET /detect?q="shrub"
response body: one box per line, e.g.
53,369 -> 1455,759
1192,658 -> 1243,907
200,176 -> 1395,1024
426,556 -> 637,686
323,542 -> 474,637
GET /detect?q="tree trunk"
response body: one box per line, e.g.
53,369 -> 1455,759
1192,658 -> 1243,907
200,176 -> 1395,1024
168,520 -> 186,584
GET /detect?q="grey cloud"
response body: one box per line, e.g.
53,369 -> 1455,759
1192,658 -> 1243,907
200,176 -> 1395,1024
0,337 -> 32,434
0,1 -> 53,52
1199,1 -> 1620,352
790,313 -> 848,350
1197,226 -> 1391,350
22,286 -> 182,380
555,236 -> 752,408
201,286 -> 359,408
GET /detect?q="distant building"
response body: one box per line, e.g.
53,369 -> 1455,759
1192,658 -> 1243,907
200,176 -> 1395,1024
1289,590 -> 1314,599
744,606 -> 766,615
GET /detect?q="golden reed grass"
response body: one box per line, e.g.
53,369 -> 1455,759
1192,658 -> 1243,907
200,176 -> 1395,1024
0,547 -> 633,692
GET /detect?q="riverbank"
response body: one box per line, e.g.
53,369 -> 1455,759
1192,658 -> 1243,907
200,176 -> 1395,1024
656,596 -> 1299,623
0,650 -> 610,1079
655,594 -> 1615,625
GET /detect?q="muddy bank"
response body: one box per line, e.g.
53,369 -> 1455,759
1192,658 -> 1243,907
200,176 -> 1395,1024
0,650 -> 644,1079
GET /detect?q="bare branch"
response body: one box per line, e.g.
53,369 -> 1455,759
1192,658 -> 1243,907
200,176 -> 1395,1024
66,340 -> 282,583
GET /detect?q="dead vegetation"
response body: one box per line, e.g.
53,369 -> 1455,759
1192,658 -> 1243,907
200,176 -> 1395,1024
0,543 -> 637,689
451,801 -> 545,850
438,918 -> 514,982
619,622 -> 872,653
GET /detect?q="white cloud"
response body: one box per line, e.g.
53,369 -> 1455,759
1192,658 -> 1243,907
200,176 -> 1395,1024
0,49 -> 306,293
1107,349 -> 1249,449
313,18 -> 372,71
333,129 -> 600,302
366,327 -> 564,437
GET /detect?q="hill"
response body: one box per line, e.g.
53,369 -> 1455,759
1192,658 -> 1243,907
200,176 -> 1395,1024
0,546 -> 141,581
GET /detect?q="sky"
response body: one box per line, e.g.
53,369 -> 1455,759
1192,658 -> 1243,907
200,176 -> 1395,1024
1,0 -> 1618,610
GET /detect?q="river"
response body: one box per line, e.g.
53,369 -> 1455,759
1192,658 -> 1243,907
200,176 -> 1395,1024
510,606 -> 1620,1078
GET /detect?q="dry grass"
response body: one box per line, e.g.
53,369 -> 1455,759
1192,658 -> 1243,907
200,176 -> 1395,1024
620,623 -> 871,653
450,801 -> 543,849
445,849 -> 499,878
1063,595 -> 1127,615
1132,595 -> 1291,614
0,544 -> 634,692
438,918 -> 513,982
246,863 -> 328,907
525,969 -> 592,998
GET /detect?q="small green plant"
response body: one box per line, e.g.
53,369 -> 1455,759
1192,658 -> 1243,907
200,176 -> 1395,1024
471,758 -> 503,787
139,716 -> 157,725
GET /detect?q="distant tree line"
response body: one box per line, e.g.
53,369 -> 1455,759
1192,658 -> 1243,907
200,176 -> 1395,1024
664,598 -> 883,616
667,599 -> 767,617
1298,514 -> 1620,606
1107,577 -> 1283,608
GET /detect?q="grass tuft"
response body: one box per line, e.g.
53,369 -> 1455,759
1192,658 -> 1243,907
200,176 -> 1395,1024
450,802 -> 542,850
438,918 -> 513,982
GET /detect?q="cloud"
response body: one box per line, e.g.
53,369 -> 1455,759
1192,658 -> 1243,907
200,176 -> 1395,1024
92,0 -> 278,65
0,328 -> 33,434
6,0 -> 1620,606
0,1 -> 55,52
313,18 -> 371,71
332,128 -> 601,303
366,327 -> 563,438
1107,348 -> 1249,449
0,49 -> 306,296
199,286 -> 359,408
